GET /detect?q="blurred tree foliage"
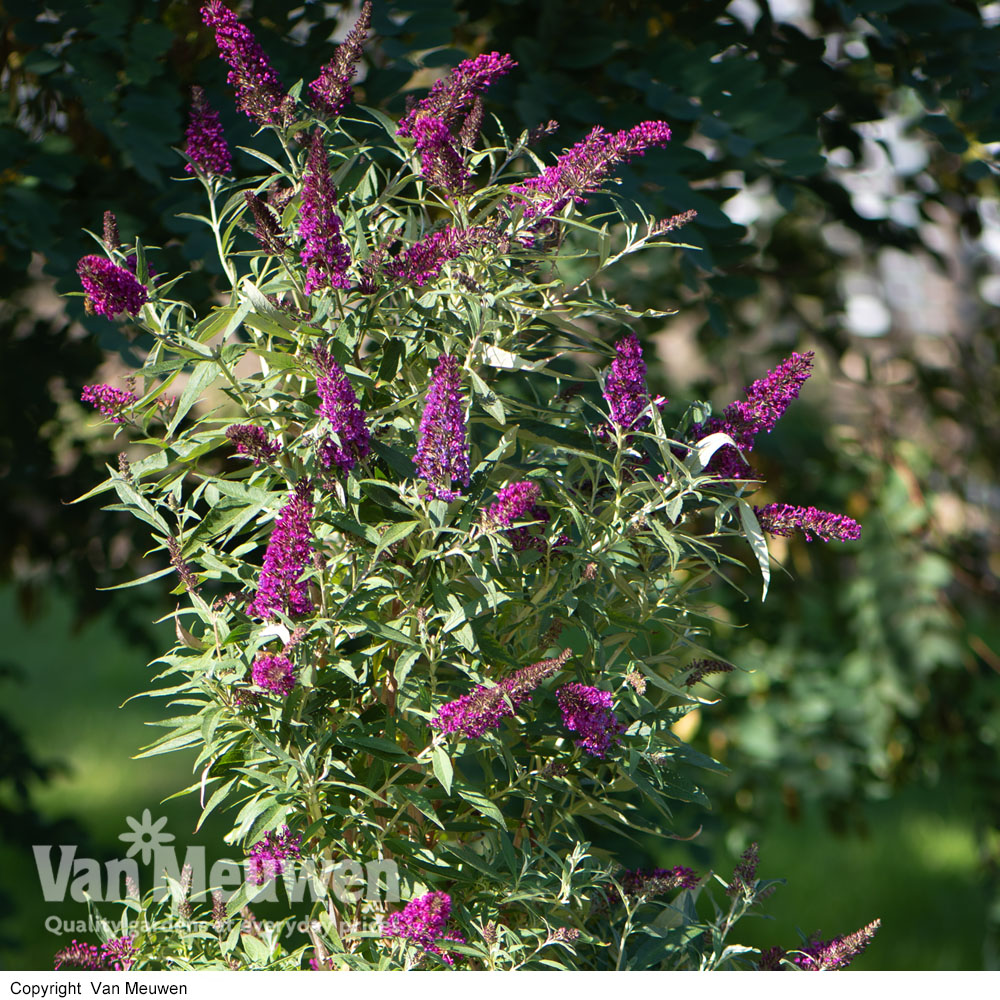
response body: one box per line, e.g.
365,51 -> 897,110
2,0 -> 998,963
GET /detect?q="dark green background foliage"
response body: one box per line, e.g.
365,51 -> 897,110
2,0 -> 998,968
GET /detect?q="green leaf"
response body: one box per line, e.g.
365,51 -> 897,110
168,360 -> 220,436
431,745 -> 453,795
738,499 -> 770,601
373,520 -> 419,561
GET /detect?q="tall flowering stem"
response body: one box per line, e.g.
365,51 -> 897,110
414,354 -> 469,501
314,346 -> 370,473
77,256 -> 147,318
308,1 -> 371,117
382,891 -> 466,966
298,131 -> 351,294
755,503 -> 861,543
247,481 -> 314,620
184,86 -> 231,176
201,1 -> 286,126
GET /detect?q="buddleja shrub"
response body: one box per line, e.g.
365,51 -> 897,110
62,1 -> 876,973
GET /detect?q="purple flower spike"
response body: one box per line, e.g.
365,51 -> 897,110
754,503 -> 861,543
431,649 -> 573,740
309,1 -> 372,117
414,354 -> 470,501
609,866 -> 700,904
383,891 -> 466,966
77,256 -> 148,318
397,52 -> 516,137
793,919 -> 881,971
201,1 -> 286,125
184,86 -> 231,176
101,936 -> 135,972
384,226 -> 498,287
246,827 -> 302,885
299,131 -> 352,294
410,115 -> 471,193
603,332 -> 659,433
251,651 -> 296,696
54,940 -> 105,970
81,384 -> 137,424
397,52 -> 515,193
226,424 -> 281,466
556,683 -> 624,758
247,481 -> 314,620
314,346 -> 370,473
485,481 -> 558,552
692,351 -> 815,479
510,120 -> 671,221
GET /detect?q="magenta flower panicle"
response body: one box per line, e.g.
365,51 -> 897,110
510,120 -> 671,220
384,225 -> 498,286
792,919 -> 881,970
556,683 -> 624,758
607,866 -> 699,905
247,481 -> 314,620
754,503 -> 861,543
226,424 -> 281,465
308,0 -> 372,117
251,651 -> 296,696
383,891 -> 466,965
397,52 -> 516,193
314,346 -> 370,473
54,939 -> 105,970
101,936 -> 136,971
201,1 -> 286,125
77,255 -> 148,318
726,842 -> 760,897
81,383 -> 137,424
431,648 -> 573,739
693,351 -> 815,479
184,85 -> 232,176
298,131 -> 352,294
414,354 -> 470,501
484,480 -> 562,552
603,332 -> 659,433
245,826 -> 302,885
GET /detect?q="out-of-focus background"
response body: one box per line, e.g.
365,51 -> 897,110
2,0 -> 999,971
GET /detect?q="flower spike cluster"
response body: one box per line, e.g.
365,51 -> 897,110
77,256 -> 148,318
247,481 -> 314,620
226,424 -> 281,466
383,891 -> 466,966
298,131 -> 352,294
414,354 -> 470,501
309,1 -> 372,117
792,919 -> 882,970
314,346 -> 370,473
201,1 -> 286,125
184,86 -> 231,176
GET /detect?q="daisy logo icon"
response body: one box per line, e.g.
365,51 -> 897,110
119,809 -> 175,866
